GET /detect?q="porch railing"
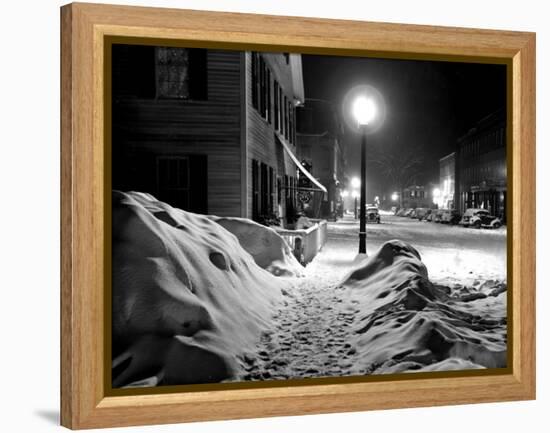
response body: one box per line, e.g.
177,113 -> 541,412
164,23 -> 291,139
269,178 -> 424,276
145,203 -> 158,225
275,219 -> 327,265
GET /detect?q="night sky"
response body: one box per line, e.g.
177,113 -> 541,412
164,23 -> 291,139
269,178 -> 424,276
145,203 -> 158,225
301,54 -> 507,197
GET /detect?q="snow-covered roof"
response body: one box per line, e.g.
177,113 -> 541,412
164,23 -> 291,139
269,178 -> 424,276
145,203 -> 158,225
289,54 -> 304,105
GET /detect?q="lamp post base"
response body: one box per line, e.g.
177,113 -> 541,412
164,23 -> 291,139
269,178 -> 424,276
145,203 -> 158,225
359,231 -> 366,254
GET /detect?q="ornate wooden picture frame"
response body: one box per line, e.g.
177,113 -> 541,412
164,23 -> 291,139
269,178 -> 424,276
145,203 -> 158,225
61,2 -> 535,429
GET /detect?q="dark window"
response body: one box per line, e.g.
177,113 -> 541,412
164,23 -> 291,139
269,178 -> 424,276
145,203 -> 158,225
292,177 -> 297,209
288,101 -> 294,143
112,45 -> 207,100
288,176 -> 292,205
259,57 -> 266,116
269,166 -> 275,211
261,163 -> 268,215
112,44 -> 156,98
252,159 -> 260,219
279,90 -> 284,135
284,175 -> 293,223
252,160 -> 275,221
155,47 -> 207,100
274,81 -> 280,130
157,156 -> 189,209
187,49 -> 208,100
156,155 -> 207,213
251,52 -> 259,110
284,96 -> 290,140
293,105 -> 297,144
292,104 -> 296,144
251,52 -> 274,122
284,175 -> 290,199
156,47 -> 189,99
266,69 -> 272,124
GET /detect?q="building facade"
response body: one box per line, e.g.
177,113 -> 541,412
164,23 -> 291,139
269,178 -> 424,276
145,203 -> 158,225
401,184 -> 433,209
296,99 -> 346,219
112,45 -> 321,225
455,110 -> 507,220
438,152 -> 456,209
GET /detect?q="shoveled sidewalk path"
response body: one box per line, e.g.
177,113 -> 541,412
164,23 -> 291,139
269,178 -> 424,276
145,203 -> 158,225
241,216 -> 366,380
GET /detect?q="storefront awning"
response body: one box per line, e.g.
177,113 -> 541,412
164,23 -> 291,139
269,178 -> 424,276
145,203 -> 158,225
275,131 -> 327,193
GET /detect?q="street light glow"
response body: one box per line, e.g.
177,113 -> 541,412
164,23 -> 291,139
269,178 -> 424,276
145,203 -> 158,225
341,190 -> 349,198
351,177 -> 361,189
342,84 -> 385,134
432,188 -> 441,206
391,192 -> 399,201
351,190 -> 360,198
352,96 -> 376,126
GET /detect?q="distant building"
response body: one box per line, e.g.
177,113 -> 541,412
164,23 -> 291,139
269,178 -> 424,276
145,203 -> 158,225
438,152 -> 456,209
112,45 -> 325,225
296,99 -> 346,219
456,109 -> 507,220
402,184 -> 433,209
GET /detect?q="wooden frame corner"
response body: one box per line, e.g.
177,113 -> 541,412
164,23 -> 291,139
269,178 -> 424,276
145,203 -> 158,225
61,3 -> 536,429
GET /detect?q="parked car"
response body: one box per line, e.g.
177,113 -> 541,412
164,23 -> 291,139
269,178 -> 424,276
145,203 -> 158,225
459,208 -> 502,228
433,209 -> 444,223
404,208 -> 415,217
396,208 -> 407,217
425,211 -> 435,222
440,209 -> 461,225
366,206 -> 381,223
414,208 -> 431,220
391,206 -> 398,214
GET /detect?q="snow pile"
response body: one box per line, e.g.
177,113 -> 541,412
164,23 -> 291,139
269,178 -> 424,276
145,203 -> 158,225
342,240 -> 507,374
295,215 -> 314,230
112,191 -> 285,387
210,216 -> 304,277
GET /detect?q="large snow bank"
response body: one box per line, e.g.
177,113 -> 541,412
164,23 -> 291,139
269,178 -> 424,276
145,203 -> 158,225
210,216 -> 304,277
342,240 -> 507,374
112,191 -> 285,387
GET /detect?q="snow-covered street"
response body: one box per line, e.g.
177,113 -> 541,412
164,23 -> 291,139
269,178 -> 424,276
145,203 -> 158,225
241,214 -> 507,381
330,213 -> 507,286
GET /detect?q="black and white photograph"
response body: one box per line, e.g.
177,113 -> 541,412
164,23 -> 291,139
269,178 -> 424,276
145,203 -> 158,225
111,43 -> 508,388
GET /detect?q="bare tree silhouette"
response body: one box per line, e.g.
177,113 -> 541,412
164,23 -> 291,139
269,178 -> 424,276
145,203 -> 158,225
370,143 -> 426,208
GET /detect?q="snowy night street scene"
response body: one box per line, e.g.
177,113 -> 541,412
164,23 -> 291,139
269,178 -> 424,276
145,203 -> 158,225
246,213 -> 507,380
110,43 -> 508,388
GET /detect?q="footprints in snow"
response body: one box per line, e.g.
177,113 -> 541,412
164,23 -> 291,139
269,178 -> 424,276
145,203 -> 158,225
241,279 -> 360,381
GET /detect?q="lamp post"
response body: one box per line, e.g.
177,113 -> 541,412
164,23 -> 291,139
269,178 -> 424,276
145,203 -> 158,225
352,190 -> 359,219
351,178 -> 361,220
352,96 -> 377,254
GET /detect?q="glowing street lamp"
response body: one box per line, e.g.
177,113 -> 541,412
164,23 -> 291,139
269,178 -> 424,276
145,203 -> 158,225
343,84 -> 385,254
351,177 -> 361,189
353,96 -> 377,126
391,192 -> 399,202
